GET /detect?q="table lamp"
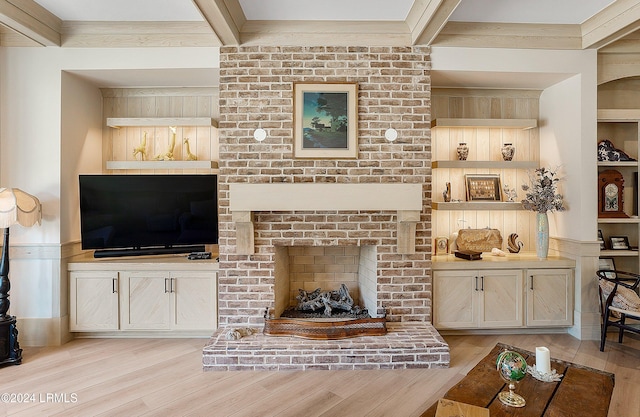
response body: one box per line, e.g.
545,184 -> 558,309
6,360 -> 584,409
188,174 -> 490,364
0,188 -> 42,366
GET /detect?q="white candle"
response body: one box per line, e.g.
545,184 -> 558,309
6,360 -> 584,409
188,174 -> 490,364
536,346 -> 551,374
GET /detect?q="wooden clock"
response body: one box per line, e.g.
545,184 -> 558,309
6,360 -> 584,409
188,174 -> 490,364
598,169 -> 629,218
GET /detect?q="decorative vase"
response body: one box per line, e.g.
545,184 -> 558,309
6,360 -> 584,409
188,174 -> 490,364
457,143 -> 469,161
501,143 -> 515,161
536,212 -> 549,259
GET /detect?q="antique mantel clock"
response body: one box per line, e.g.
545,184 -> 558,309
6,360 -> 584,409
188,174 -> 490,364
598,169 -> 629,218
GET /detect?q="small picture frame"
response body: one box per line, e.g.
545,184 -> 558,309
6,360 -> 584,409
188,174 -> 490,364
598,257 -> 617,278
434,236 -> 449,255
609,236 -> 630,250
598,229 -> 606,250
465,174 -> 502,201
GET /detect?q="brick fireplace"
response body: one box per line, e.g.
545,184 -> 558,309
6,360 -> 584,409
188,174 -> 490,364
203,45 -> 449,370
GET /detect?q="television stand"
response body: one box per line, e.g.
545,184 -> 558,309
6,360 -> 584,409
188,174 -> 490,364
93,245 -> 206,258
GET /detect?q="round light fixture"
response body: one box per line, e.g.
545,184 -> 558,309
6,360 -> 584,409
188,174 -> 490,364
385,128 -> 398,142
253,128 -> 267,142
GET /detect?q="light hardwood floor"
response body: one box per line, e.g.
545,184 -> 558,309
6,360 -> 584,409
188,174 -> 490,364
0,332 -> 637,417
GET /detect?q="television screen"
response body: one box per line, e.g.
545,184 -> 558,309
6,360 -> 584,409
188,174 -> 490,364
79,174 -> 218,257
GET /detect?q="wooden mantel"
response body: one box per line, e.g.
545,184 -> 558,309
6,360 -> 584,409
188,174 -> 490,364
228,183 -> 423,255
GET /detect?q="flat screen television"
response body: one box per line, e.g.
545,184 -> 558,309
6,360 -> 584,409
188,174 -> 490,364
79,174 -> 218,258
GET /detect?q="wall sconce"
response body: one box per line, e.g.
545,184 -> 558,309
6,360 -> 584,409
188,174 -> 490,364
385,128 -> 398,142
253,128 -> 267,142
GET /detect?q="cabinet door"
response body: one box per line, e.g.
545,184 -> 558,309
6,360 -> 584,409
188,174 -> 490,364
433,270 -> 477,329
70,271 -> 119,331
526,268 -> 573,326
170,271 -> 217,330
120,271 -> 171,330
478,269 -> 524,328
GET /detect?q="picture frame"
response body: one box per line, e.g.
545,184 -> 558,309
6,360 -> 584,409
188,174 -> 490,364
598,257 -> 617,279
609,236 -> 630,250
434,236 -> 449,255
465,174 -> 502,201
293,82 -> 358,159
598,229 -> 606,250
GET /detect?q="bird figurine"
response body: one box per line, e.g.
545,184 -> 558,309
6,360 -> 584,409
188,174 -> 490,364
507,233 -> 524,253
133,131 -> 148,160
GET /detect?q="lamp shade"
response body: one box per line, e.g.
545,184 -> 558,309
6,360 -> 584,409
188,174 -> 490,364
0,188 -> 41,229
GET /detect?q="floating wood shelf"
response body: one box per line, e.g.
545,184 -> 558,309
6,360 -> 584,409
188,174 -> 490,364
597,109 -> 640,122
597,217 -> 640,224
596,161 -> 638,167
432,202 -> 524,210
106,160 -> 219,170
600,250 -> 639,257
107,117 -> 217,128
430,118 -> 537,130
432,160 -> 538,169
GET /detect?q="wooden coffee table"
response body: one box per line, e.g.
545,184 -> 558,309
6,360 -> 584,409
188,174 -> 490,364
420,343 -> 615,417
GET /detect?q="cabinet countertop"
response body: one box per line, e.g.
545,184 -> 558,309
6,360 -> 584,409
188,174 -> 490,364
68,252 -> 219,271
432,252 -> 575,270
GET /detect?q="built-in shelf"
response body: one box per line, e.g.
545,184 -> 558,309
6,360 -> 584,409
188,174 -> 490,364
597,109 -> 640,122
106,160 -> 219,170
597,161 -> 638,167
598,217 -> 640,224
600,250 -> 639,257
431,202 -> 524,210
431,161 -> 538,169
106,117 -> 217,128
430,118 -> 537,130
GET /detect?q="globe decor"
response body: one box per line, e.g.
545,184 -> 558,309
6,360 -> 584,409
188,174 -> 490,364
496,349 -> 528,407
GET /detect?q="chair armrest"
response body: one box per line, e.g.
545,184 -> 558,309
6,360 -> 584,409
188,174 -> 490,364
597,270 -> 640,290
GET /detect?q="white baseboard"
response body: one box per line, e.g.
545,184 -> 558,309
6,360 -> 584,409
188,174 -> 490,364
16,316 -> 72,347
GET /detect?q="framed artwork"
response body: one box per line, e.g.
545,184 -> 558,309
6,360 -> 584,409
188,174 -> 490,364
465,174 -> 502,201
598,257 -> 616,278
598,229 -> 606,250
609,236 -> 630,250
293,82 -> 358,159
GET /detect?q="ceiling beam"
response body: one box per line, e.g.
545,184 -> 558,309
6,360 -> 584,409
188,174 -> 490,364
582,0 -> 640,49
406,0 -> 460,45
192,0 -> 241,45
0,0 -> 60,46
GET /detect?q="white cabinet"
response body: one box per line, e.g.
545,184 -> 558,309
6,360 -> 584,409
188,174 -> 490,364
525,268 -> 573,326
68,255 -> 218,335
70,271 -> 119,331
120,271 -> 217,331
433,269 -> 523,329
432,255 -> 575,331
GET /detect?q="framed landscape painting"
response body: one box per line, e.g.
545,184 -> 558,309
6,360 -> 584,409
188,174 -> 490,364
293,82 -> 358,159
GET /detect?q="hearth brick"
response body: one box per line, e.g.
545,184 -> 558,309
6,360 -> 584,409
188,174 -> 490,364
204,323 -> 449,371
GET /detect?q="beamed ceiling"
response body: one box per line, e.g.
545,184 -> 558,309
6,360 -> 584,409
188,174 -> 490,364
0,0 -> 638,50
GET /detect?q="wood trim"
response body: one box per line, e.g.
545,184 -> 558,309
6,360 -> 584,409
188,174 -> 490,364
431,118 -> 537,129
432,22 -> 582,49
432,88 -> 542,99
0,0 -> 61,46
408,0 -> 461,45
192,0 -> 240,45
106,117 -> 216,128
239,20 -> 411,46
60,21 -> 218,47
581,0 -> 640,49
100,87 -> 219,98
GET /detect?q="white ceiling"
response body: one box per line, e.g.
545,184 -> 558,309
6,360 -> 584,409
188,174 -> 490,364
32,0 -> 615,24
28,0 -> 620,89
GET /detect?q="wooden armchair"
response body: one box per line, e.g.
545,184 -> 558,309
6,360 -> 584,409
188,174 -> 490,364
597,270 -> 640,352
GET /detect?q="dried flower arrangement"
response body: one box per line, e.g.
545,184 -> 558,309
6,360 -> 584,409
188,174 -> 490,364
521,167 -> 566,213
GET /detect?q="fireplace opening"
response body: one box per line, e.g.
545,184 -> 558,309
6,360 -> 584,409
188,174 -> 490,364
265,245 -> 387,339
273,245 -> 380,319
